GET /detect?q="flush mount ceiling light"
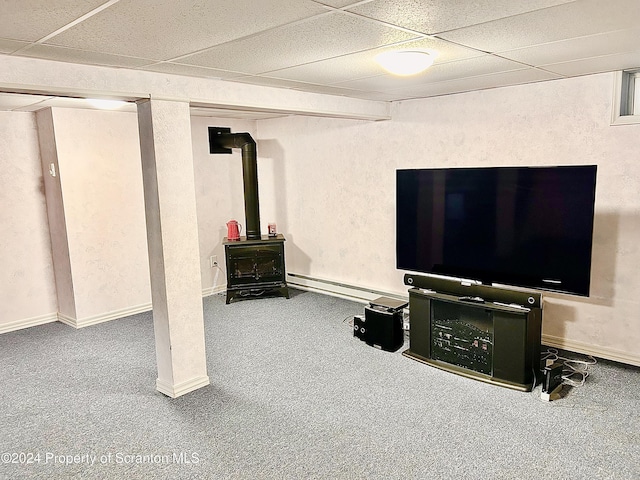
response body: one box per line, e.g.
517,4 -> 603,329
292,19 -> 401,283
375,50 -> 434,76
86,98 -> 128,110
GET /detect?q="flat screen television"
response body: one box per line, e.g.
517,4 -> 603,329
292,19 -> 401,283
396,165 -> 597,296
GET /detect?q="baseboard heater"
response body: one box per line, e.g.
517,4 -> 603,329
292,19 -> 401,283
287,273 -> 407,304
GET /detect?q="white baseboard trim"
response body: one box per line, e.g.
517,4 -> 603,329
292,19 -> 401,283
542,334 -> 640,367
156,375 -> 210,398
58,302 -> 153,329
287,273 -> 407,305
45,288 -> 224,331
0,312 -> 58,334
56,312 -> 76,328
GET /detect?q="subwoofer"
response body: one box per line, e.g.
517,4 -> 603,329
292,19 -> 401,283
354,306 -> 404,352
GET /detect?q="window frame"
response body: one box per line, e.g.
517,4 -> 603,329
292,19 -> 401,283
611,69 -> 640,126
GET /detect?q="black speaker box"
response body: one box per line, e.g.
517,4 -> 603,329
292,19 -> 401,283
354,307 -> 404,352
403,273 -> 542,309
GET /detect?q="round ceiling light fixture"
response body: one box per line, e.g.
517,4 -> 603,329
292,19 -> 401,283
375,50 -> 434,76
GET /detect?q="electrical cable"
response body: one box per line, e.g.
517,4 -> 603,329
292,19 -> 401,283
531,365 -> 537,392
343,314 -> 355,328
541,348 -> 597,387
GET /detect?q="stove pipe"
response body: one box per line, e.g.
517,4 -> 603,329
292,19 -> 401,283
216,132 -> 261,240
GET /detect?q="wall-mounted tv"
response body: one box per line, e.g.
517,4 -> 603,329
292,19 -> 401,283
396,165 -> 597,296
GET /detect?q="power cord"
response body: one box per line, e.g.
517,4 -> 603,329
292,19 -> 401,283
541,348 -> 597,387
343,314 -> 355,328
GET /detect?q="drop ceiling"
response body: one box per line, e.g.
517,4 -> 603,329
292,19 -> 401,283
1,0 -> 639,115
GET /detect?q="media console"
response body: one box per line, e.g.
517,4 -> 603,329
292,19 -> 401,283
403,276 -> 542,391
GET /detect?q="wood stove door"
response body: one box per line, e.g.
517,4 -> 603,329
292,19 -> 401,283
226,244 -> 284,287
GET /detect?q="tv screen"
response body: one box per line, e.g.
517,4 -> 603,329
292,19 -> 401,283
396,165 -> 597,296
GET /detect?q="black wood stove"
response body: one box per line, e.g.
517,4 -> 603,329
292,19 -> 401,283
223,234 -> 289,304
210,127 -> 289,304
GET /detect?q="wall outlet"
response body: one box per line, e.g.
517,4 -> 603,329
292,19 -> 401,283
210,255 -> 218,268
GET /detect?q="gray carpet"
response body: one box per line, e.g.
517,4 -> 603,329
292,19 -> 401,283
1,289 -> 638,479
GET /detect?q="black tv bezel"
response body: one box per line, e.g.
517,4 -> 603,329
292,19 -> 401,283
395,165 -> 597,297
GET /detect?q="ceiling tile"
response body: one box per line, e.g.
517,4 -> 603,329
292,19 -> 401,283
290,83 -> 386,98
497,27 -> 640,66
19,44 -> 153,68
312,0 -> 369,7
46,0 -> 329,61
439,0 -> 640,53
540,51 -> 640,77
337,90 -> 401,101
224,72 -> 403,101
229,76 -> 404,101
138,62 -> 245,80
387,68 -> 562,99
2,0 -> 639,105
267,37 -> 483,84
335,55 -> 527,91
0,0 -> 107,42
178,11 -> 419,74
0,39 -> 29,54
347,0 -> 575,35
232,75 -> 320,90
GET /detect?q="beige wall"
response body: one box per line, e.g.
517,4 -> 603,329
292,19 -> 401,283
2,110 -> 259,329
256,72 -> 640,365
39,107 -> 151,323
189,116 -> 257,293
1,71 -> 638,366
0,111 -> 58,329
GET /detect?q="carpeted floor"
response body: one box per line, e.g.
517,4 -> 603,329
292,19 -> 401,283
1,288 -> 638,479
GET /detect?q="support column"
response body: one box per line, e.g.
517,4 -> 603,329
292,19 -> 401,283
137,98 -> 209,398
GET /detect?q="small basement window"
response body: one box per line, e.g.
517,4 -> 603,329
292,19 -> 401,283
611,69 -> 640,125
